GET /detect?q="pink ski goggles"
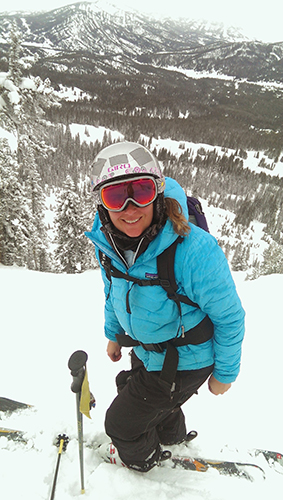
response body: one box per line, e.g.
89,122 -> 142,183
100,176 -> 157,212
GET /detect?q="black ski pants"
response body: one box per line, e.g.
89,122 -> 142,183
105,351 -> 213,472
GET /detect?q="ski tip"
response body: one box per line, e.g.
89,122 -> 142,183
0,427 -> 27,443
0,427 -> 22,435
0,397 -> 32,413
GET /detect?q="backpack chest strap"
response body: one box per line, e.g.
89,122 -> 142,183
110,265 -> 161,287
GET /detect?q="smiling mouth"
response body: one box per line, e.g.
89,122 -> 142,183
122,218 -> 141,224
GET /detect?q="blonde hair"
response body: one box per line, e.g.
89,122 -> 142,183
165,197 -> 190,237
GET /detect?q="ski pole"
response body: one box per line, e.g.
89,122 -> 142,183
68,350 -> 89,495
50,434 -> 69,500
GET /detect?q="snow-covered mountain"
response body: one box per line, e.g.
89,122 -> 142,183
0,1 -> 282,83
0,263 -> 282,499
1,1 -> 282,146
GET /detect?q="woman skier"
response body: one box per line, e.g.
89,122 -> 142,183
86,141 -> 245,472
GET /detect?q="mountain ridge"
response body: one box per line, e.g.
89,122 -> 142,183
1,2 -> 283,154
1,1 -> 282,83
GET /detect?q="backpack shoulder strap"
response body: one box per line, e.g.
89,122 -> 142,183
157,237 -> 200,309
99,249 -> 161,287
99,250 -> 113,300
157,237 -> 181,295
99,250 -> 112,281
99,240 -> 200,310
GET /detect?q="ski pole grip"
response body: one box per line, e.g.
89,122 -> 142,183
68,350 -> 88,394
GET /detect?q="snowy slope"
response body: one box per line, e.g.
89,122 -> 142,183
69,123 -> 283,178
0,264 -> 283,499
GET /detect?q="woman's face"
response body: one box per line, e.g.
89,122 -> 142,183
108,201 -> 154,237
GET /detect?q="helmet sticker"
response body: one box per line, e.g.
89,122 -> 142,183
130,148 -> 152,166
92,158 -> 106,175
109,153 -> 128,166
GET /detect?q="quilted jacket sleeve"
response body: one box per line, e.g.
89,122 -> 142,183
181,228 -> 245,383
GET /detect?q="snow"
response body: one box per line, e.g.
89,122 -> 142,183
151,63 -> 283,89
1,263 -> 283,499
0,126 -> 17,150
68,123 -> 283,179
69,123 -> 124,145
55,85 -> 92,102
19,77 -> 37,91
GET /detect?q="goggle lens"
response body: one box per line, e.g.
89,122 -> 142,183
101,178 -> 157,211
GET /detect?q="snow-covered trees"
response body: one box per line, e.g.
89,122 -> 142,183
260,242 -> 283,276
54,176 -> 96,273
0,139 -> 30,266
24,149 -> 52,271
0,135 -> 52,273
0,22 -> 56,271
0,24 -> 99,273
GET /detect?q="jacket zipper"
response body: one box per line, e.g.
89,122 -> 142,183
109,234 -> 129,269
109,234 -> 145,318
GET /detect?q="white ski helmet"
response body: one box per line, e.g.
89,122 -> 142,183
90,142 -> 165,203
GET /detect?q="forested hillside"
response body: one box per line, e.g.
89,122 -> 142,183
1,5 -> 283,278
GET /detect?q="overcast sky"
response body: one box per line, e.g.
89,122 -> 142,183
2,0 -> 283,43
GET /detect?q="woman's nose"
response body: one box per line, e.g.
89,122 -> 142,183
123,201 -> 137,212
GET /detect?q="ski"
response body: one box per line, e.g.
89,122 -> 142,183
169,455 -> 265,481
0,398 -> 32,443
169,448 -> 283,479
97,444 -> 266,480
0,427 -> 281,480
1,399 -> 282,480
0,397 -> 32,413
96,431 -> 282,480
183,435 -> 283,476
0,426 -> 26,442
249,449 -> 283,474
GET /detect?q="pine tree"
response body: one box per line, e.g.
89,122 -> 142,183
260,242 -> 283,275
247,258 -> 261,281
8,21 -> 23,88
0,23 -> 58,270
54,176 -> 91,273
0,139 -> 31,266
231,242 -> 248,272
22,143 -> 52,271
81,179 -> 98,270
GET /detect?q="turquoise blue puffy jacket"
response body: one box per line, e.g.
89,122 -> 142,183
86,177 -> 245,384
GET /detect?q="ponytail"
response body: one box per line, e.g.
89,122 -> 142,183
165,198 -> 190,237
